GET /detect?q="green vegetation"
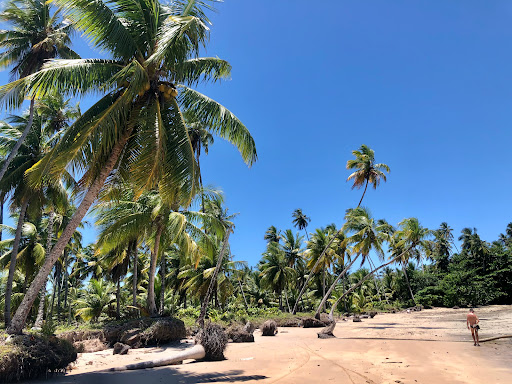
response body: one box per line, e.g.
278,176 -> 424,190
0,0 -> 510,360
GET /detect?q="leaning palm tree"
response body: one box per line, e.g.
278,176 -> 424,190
5,0 -> 257,334
328,217 -> 431,320
315,208 -> 385,319
0,0 -> 79,182
346,144 -> 390,207
292,145 -> 389,314
292,209 -> 311,240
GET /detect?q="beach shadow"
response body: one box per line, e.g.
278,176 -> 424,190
29,368 -> 267,384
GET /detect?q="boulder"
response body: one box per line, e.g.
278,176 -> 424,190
120,329 -> 143,348
113,342 -> 131,355
230,332 -> 254,343
243,321 -> 256,334
261,320 -> 278,336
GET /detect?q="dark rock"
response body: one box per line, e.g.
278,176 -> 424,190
230,332 -> 255,343
113,342 -> 130,355
369,311 -> 378,318
261,320 -> 278,336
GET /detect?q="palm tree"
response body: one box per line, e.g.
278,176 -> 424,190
264,225 -> 281,244
281,229 -> 305,268
292,209 -> 311,240
328,217 -> 431,320
74,279 -> 114,322
0,0 -> 79,182
0,99 -> 74,326
259,242 -> 296,311
5,0 -> 257,334
315,208 -> 386,319
346,144 -> 390,207
292,145 -> 389,314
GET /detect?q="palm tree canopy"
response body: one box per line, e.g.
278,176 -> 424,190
346,144 -> 390,190
0,0 -> 257,208
292,208 -> 311,231
0,0 -> 79,79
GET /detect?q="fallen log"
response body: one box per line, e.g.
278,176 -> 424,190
479,335 -> 512,343
102,345 -> 205,372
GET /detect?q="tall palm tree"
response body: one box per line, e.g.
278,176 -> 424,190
5,0 -> 257,334
0,0 -> 79,182
292,145 -> 389,314
281,229 -> 305,268
346,144 -> 390,207
292,208 -> 311,240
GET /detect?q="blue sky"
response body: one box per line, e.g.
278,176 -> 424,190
2,0 -> 512,268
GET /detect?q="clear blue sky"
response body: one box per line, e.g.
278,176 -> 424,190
2,0 -> 512,268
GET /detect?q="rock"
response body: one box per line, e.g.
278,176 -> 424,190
230,332 -> 255,343
353,316 -> 362,322
302,318 -> 327,328
261,320 -> 278,336
120,328 -> 143,348
369,311 -> 378,318
113,342 -> 131,355
243,321 -> 256,334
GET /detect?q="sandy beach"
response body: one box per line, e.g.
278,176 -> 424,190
30,305 -> 512,384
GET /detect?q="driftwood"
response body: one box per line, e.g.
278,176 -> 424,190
479,335 -> 512,343
102,345 -> 205,372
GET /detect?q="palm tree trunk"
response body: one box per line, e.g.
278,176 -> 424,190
0,192 -> 4,241
304,229 -> 309,241
57,250 -> 68,321
368,258 -> 383,304
197,228 -> 232,328
131,241 -> 138,307
284,289 -> 291,313
159,252 -> 166,316
314,255 -> 359,319
35,209 -> 54,328
322,266 -> 326,311
0,98 -> 35,182
328,246 -> 414,321
6,126 -> 134,334
357,179 -> 369,208
238,278 -> 249,313
116,276 -> 121,320
402,263 -> 416,304
148,220 -> 163,317
4,198 -> 29,326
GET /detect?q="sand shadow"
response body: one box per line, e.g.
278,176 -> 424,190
29,368 -> 267,384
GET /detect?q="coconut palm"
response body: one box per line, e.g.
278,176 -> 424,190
5,0 -> 257,334
0,0 -> 79,182
292,145 -> 389,314
259,242 -> 296,311
74,279 -> 114,322
328,217 -> 431,320
346,144 -> 390,207
264,225 -> 281,244
292,209 -> 311,240
315,208 -> 386,318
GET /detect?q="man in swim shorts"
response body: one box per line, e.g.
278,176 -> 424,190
466,308 -> 480,346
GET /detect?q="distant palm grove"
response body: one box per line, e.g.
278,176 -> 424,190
1,0 -> 511,335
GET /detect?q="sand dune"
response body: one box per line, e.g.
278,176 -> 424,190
30,305 -> 512,384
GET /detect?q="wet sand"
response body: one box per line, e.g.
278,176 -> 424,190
31,305 -> 512,384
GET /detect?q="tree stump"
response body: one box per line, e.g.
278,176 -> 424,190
317,321 -> 336,339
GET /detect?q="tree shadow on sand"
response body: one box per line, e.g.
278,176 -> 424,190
29,368 -> 267,384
